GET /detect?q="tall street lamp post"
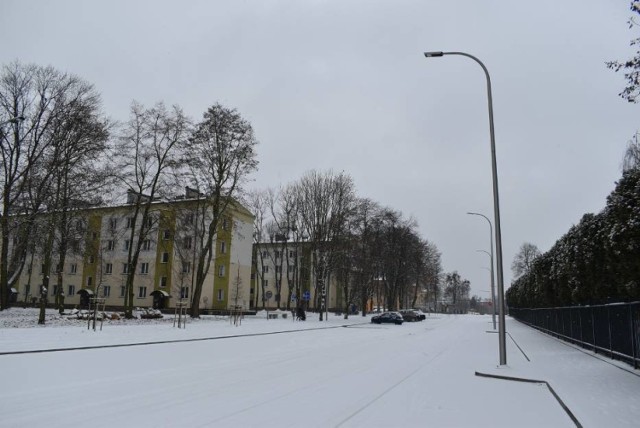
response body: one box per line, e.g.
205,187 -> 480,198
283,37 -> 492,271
424,51 -> 507,365
476,249 -> 496,330
468,211 -> 496,331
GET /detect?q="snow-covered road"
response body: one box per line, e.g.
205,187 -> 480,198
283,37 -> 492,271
1,312 -> 638,427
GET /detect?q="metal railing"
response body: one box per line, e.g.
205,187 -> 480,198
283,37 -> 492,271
510,302 -> 640,369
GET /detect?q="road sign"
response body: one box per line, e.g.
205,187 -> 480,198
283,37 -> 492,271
265,291 -> 273,299
291,294 -> 297,302
302,291 -> 311,301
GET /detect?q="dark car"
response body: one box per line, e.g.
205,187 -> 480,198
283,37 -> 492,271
399,309 -> 421,322
411,309 -> 427,321
371,311 -> 404,325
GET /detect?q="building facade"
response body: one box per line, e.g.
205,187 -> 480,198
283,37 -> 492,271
11,192 -> 254,312
250,241 -> 340,311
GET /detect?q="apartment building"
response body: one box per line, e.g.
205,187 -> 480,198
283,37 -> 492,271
251,241 -> 340,310
12,191 -> 254,312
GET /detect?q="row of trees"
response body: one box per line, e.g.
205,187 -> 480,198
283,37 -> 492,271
249,170 -> 443,320
0,61 -> 258,320
506,168 -> 640,308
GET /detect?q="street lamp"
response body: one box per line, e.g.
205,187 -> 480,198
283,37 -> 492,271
476,249 -> 496,330
424,51 -> 507,365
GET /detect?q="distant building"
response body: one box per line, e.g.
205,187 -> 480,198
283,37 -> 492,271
251,241 -> 340,311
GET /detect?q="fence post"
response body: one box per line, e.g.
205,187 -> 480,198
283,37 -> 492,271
579,307 -> 583,345
569,308 -> 573,342
630,303 -> 638,370
591,306 -> 597,353
608,305 -> 613,359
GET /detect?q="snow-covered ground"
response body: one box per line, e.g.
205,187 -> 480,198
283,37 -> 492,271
1,309 -> 639,427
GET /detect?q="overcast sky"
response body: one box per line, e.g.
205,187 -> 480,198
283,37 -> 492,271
1,0 -> 638,298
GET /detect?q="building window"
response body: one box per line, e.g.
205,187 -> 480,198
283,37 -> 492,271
105,263 -> 113,275
70,264 -> 77,274
124,240 -> 131,251
217,289 -> 224,301
161,252 -> 169,263
163,229 -> 171,240
180,287 -> 189,298
183,237 -> 192,249
67,285 -> 75,296
262,265 -> 269,274
262,251 -> 267,258
109,218 -> 117,231
275,251 -> 281,259
220,241 -> 226,254
182,262 -> 190,274
52,285 -> 59,296
120,286 -> 126,297
185,213 -> 194,225
138,286 -> 147,298
140,263 -> 149,274
41,264 -> 46,274
222,218 -> 229,230
144,216 -> 153,228
261,279 -> 268,288
122,263 -> 130,274
276,265 -> 282,274
103,285 -> 111,297
87,276 -> 93,286
88,255 -> 95,264
142,239 -> 151,251
218,265 -> 225,277
289,250 -> 296,258
160,276 -> 167,288
107,240 -> 115,251
288,265 -> 294,273
126,217 -> 134,228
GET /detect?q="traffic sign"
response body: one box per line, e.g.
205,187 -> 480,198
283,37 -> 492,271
302,291 -> 311,301
265,291 -> 273,299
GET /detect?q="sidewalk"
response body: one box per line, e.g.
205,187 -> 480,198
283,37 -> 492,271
482,317 -> 640,427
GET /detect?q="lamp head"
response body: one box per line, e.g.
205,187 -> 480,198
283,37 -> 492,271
424,51 -> 444,58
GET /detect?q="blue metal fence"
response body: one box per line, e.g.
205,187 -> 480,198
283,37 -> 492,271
510,302 -> 640,369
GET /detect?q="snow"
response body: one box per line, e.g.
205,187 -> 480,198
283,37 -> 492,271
1,309 -> 639,427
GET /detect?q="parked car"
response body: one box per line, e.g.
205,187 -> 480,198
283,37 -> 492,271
411,309 -> 427,320
371,312 -> 404,325
399,309 -> 421,322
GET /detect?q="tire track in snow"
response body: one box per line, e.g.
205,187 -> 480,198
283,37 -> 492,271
334,347 -> 449,427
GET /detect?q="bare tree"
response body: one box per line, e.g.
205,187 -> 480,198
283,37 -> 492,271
623,131 -> 640,172
276,184 -> 306,312
422,241 -> 442,310
607,2 -> 640,103
230,262 -> 243,326
444,271 -> 470,312
40,88 -> 110,323
511,242 -> 541,279
295,170 -> 355,321
247,189 -> 269,309
0,61 -> 107,310
185,103 -> 258,318
114,101 -> 189,318
351,199 -> 382,316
